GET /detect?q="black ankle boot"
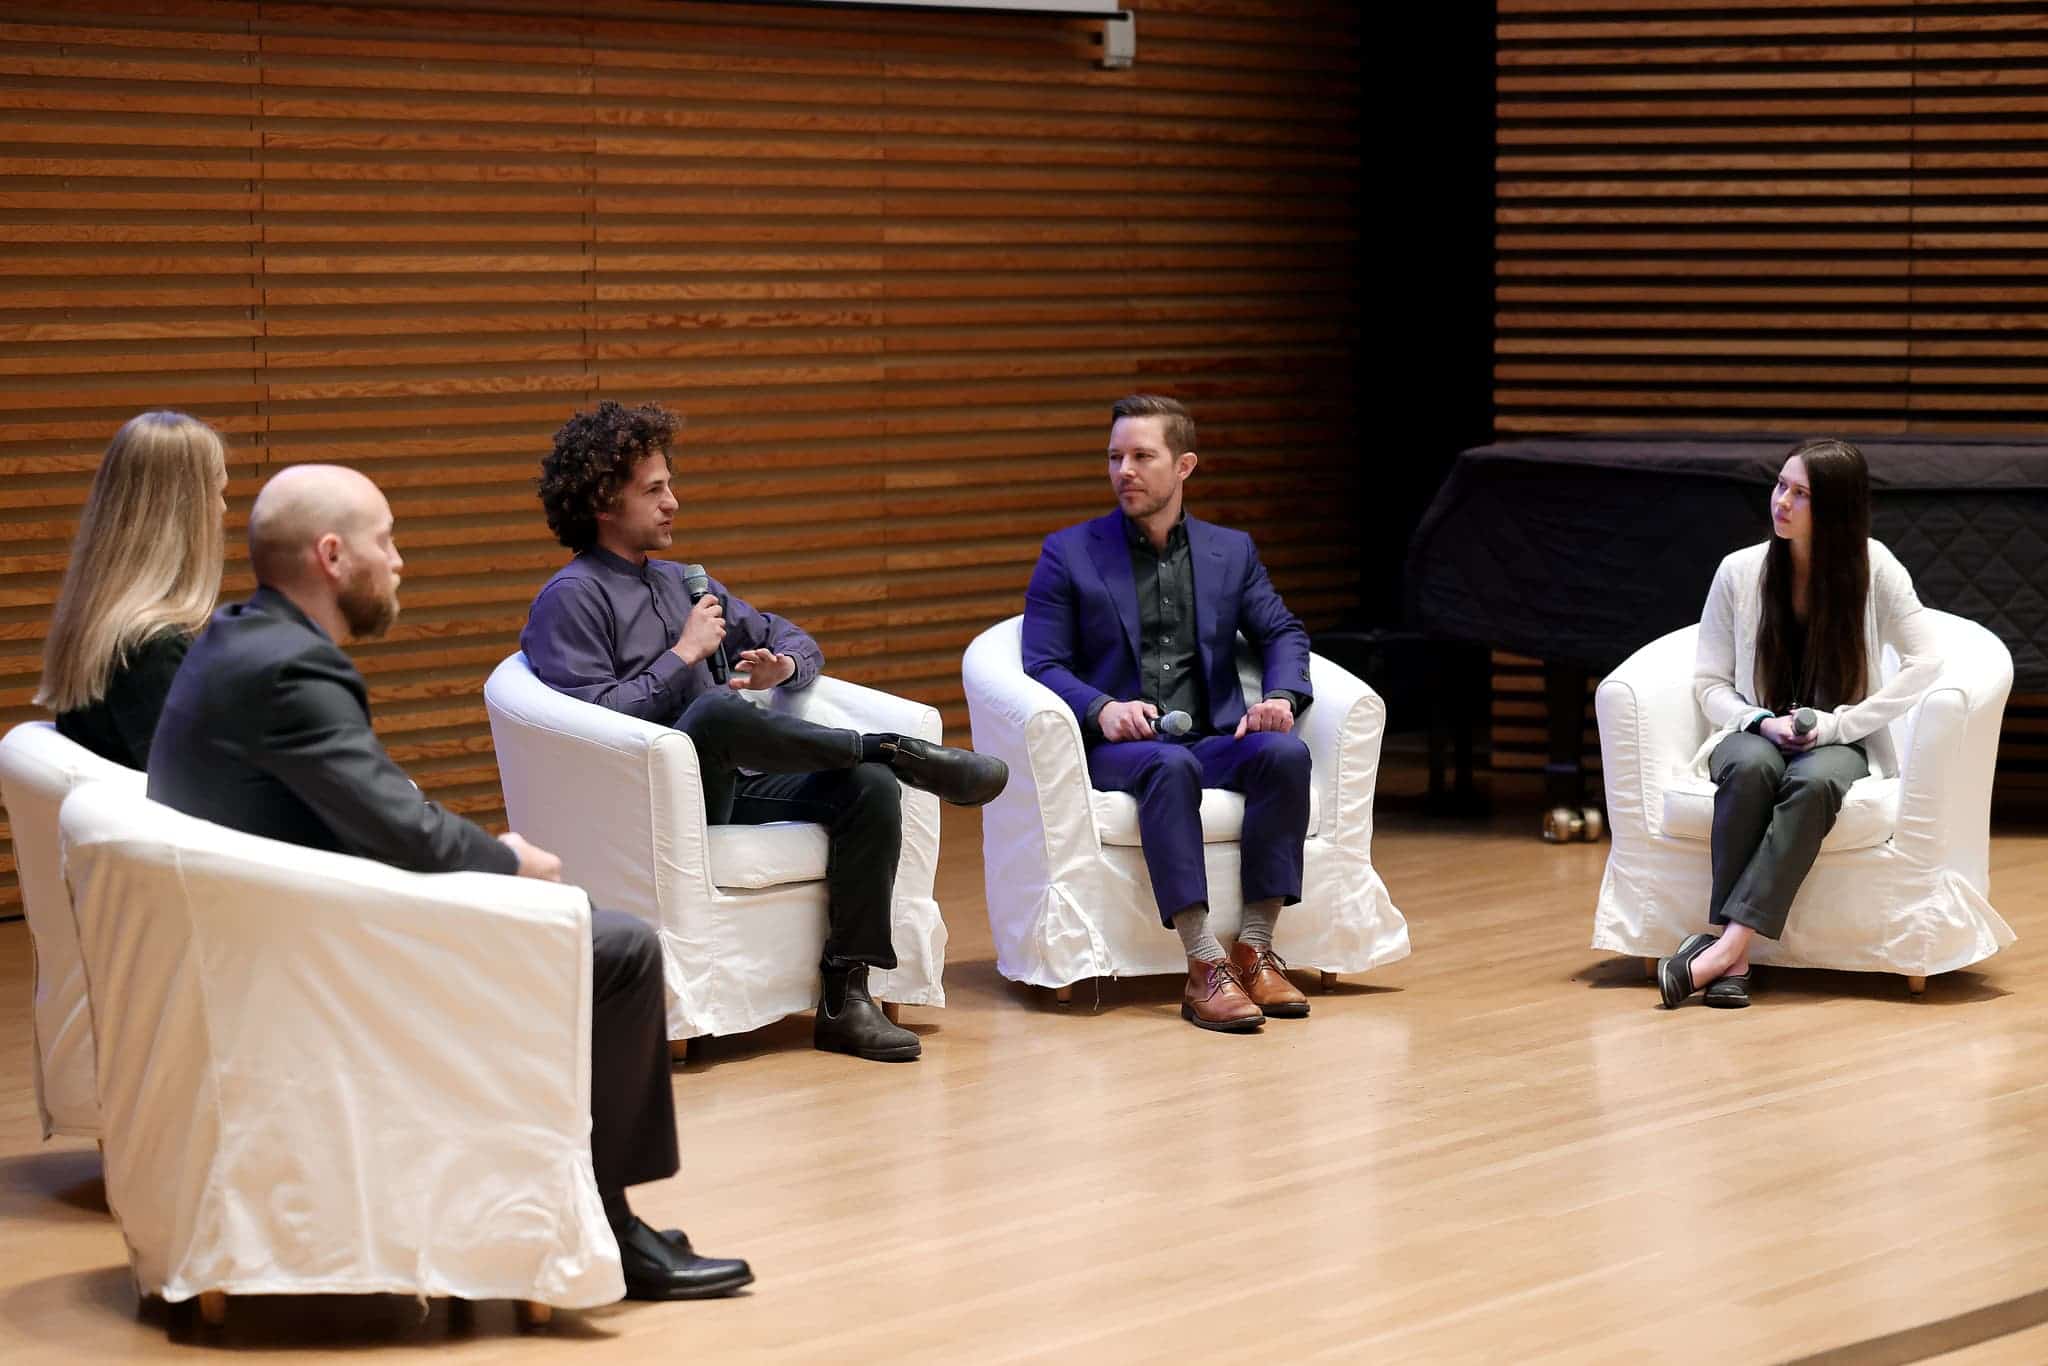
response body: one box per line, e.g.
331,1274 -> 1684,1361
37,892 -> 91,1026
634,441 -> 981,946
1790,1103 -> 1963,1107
877,735 -> 1009,807
815,964 -> 921,1062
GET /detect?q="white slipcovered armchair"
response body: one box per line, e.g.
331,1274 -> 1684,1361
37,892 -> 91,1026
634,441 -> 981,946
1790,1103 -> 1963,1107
1592,609 -> 2015,991
59,780 -> 622,1323
963,616 -> 1409,992
484,653 -> 946,1041
0,720 -> 143,1141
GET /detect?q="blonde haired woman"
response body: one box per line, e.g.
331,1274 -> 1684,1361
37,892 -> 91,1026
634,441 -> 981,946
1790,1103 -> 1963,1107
36,411 -> 227,768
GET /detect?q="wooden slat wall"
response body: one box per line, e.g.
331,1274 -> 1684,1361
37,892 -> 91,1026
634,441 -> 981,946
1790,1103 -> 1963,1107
0,0 -> 1363,913
1491,0 -> 2048,789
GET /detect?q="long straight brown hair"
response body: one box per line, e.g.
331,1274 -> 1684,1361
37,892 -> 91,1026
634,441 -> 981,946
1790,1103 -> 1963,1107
1756,437 -> 1871,711
36,412 -> 226,712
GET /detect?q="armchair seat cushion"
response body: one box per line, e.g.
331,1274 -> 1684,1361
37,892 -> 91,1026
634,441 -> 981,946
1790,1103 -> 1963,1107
1091,783 -> 1323,847
706,821 -> 829,890
1660,772 -> 1900,853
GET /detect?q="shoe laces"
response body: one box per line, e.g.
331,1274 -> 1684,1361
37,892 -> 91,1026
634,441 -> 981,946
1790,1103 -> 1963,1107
1196,959 -> 1245,999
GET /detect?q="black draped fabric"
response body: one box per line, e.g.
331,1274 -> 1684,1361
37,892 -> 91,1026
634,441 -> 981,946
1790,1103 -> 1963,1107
1406,436 -> 2048,691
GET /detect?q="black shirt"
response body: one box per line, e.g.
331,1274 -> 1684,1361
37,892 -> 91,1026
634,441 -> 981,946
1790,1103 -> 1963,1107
1126,514 -> 1208,729
55,628 -> 190,770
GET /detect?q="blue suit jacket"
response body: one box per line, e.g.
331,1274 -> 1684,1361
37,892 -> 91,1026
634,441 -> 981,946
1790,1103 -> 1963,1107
1021,510 -> 1312,737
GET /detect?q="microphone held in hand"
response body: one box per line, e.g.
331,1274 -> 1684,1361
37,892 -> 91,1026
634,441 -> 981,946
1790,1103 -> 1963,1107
1156,709 -> 1194,737
1793,707 -> 1817,738
680,562 -> 729,685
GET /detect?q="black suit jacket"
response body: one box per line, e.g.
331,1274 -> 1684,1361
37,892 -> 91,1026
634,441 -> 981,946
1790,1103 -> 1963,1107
148,587 -> 516,877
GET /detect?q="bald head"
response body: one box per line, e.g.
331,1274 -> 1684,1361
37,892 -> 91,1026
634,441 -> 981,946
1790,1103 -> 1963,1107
248,464 -> 404,641
248,464 -> 386,589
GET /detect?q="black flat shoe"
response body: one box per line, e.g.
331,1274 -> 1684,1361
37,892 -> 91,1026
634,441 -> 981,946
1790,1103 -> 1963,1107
881,735 -> 1009,807
1703,972 -> 1751,1009
1657,933 -> 1716,1010
616,1217 -> 753,1300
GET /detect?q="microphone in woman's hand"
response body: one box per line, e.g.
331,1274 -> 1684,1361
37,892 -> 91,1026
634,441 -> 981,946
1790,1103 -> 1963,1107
1157,709 -> 1194,737
1793,707 -> 1817,738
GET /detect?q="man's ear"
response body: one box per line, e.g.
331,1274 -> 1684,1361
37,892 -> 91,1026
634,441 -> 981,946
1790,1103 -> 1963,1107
1176,451 -> 1199,481
312,530 -> 345,584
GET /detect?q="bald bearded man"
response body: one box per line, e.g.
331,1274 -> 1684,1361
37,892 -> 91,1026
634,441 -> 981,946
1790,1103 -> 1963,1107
147,465 -> 753,1303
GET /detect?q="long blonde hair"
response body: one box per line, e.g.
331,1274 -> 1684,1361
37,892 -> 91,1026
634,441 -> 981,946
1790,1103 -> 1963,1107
36,411 -> 227,712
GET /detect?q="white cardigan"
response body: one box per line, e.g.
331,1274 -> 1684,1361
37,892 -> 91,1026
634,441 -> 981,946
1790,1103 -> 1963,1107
1691,538 -> 1940,779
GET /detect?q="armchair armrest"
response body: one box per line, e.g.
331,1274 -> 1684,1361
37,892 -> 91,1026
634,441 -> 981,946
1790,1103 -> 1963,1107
1300,652 -> 1385,852
768,672 -> 942,744
485,653 -> 713,917
1890,611 -> 2013,884
1595,626 -> 1709,842
964,619 -> 1102,880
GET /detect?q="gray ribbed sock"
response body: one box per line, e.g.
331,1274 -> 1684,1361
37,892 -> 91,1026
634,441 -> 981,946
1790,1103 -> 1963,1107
1172,905 -> 1225,963
1238,897 -> 1282,952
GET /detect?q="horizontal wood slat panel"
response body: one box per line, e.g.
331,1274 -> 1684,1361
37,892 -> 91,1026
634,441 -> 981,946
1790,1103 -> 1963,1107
1490,2 -> 2048,794
0,0 -> 1364,915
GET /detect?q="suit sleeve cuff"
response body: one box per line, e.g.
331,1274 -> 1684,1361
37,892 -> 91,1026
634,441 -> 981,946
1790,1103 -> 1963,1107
1083,694 -> 1111,738
1265,689 -> 1310,721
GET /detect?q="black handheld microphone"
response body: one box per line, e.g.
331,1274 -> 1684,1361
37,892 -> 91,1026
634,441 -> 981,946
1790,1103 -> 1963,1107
679,563 -> 729,685
1156,709 -> 1194,737
1793,707 -> 1817,738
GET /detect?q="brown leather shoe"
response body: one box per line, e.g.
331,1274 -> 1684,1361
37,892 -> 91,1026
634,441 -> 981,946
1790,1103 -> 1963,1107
1182,957 -> 1263,1032
1228,942 -> 1309,1018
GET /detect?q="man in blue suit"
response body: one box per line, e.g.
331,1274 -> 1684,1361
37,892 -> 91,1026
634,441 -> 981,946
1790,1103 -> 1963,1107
1022,395 -> 1315,1033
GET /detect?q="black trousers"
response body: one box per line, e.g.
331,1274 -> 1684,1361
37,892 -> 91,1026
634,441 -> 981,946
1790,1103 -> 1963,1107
1707,731 -> 1869,941
674,691 -> 901,971
590,908 -> 678,1197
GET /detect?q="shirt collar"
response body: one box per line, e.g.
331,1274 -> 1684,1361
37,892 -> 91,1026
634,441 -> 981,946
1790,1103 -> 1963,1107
584,545 -> 654,578
1120,510 -> 1188,553
248,584 -> 332,641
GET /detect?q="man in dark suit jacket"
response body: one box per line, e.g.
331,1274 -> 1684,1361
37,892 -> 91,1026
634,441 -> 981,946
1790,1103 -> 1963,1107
148,463 -> 752,1303
1022,395 -> 1315,1033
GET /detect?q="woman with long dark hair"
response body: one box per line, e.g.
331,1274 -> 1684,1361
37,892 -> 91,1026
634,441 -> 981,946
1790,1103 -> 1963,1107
1658,438 -> 1939,1008
37,411 -> 227,768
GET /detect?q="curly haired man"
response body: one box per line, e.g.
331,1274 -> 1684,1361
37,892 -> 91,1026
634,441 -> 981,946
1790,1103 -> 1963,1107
520,401 -> 1007,1062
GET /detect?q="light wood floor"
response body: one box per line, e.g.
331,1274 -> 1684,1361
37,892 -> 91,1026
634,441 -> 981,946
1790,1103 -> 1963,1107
5,791 -> 2048,1364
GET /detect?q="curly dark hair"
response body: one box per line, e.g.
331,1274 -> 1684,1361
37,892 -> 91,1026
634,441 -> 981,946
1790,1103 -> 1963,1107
538,401 -> 682,552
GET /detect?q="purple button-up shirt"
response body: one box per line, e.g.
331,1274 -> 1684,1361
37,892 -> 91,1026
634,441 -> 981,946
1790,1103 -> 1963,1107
520,547 -> 824,725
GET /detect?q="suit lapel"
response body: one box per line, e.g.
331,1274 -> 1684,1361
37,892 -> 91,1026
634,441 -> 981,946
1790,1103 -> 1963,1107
1187,515 -> 1231,679
1086,513 -> 1142,667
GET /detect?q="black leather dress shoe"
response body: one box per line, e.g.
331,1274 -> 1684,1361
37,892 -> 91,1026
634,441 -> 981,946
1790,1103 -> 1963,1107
1703,972 -> 1751,1009
814,963 -> 921,1061
1657,932 -> 1716,1010
880,735 -> 1008,807
616,1217 -> 753,1301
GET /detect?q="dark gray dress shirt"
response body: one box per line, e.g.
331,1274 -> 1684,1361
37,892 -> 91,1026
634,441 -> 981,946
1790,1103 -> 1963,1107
521,547 -> 824,726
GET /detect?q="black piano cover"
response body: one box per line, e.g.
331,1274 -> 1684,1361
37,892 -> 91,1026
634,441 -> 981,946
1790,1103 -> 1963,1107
1406,436 -> 2048,691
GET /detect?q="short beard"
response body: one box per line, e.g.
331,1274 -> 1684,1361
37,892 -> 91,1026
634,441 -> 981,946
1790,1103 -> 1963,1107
1122,487 -> 1175,522
339,572 -> 399,639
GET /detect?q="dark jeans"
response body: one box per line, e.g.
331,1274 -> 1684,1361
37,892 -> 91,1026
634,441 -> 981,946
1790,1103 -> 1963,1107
673,691 -> 899,971
1086,731 -> 1312,928
1708,731 -> 1869,940
590,908 -> 678,1197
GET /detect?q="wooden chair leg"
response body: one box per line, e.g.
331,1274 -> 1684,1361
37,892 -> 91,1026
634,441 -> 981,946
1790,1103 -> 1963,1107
1318,970 -> 1337,992
516,1300 -> 553,1328
1907,974 -> 1927,997
1052,984 -> 1073,1006
197,1291 -> 226,1327
1643,957 -> 1658,980
881,1001 -> 901,1025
